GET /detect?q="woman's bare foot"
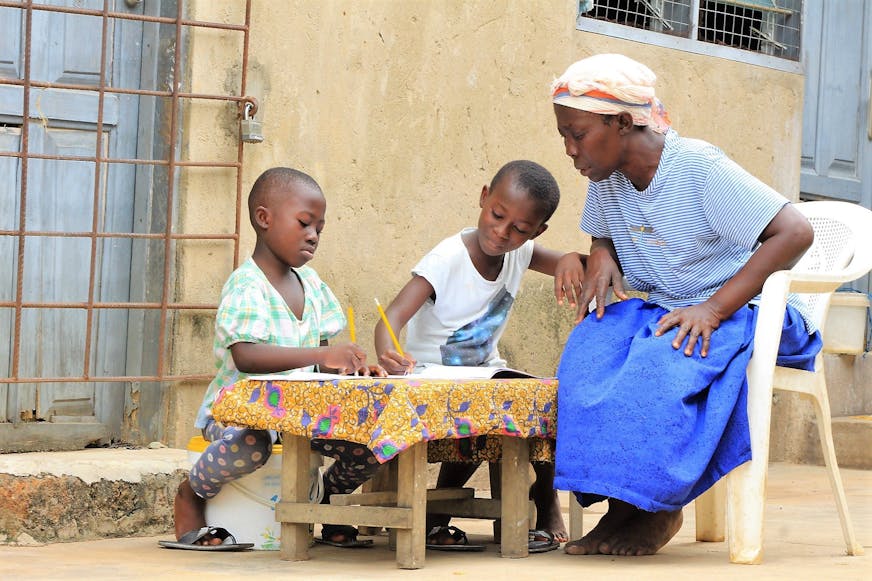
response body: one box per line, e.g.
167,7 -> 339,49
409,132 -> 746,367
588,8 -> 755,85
564,498 -> 638,555
598,509 -> 683,556
173,479 -> 221,546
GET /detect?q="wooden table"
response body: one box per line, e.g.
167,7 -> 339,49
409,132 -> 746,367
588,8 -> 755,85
212,376 -> 557,569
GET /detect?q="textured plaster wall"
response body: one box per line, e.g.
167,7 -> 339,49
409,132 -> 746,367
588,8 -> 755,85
165,1 -> 804,447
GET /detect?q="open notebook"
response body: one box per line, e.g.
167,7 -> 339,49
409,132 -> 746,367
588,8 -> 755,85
248,365 -> 542,382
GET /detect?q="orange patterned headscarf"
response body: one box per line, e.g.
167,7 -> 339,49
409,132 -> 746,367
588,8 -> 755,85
551,54 -> 671,134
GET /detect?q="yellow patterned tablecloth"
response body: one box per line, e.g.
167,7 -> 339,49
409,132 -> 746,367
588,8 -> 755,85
212,377 -> 557,463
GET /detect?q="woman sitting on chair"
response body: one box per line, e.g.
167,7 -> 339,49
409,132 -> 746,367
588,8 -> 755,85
549,54 -> 823,557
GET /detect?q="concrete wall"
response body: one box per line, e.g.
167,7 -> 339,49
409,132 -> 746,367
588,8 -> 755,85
164,1 -> 806,448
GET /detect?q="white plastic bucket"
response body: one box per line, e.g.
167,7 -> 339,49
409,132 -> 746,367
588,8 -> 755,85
187,436 -> 282,550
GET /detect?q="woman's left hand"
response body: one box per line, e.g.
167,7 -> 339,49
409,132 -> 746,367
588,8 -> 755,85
654,301 -> 724,357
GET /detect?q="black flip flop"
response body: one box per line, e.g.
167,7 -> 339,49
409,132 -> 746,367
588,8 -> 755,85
528,529 -> 560,553
426,525 -> 486,552
158,526 -> 254,551
315,524 -> 374,548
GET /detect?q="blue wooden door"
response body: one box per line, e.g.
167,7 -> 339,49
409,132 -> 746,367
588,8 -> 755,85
0,0 -> 146,445
801,0 -> 872,209
801,0 -> 872,293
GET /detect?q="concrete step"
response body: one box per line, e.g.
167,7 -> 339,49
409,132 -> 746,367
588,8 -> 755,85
0,448 -> 189,545
830,415 -> 872,470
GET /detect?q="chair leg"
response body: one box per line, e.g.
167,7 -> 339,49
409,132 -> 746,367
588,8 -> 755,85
727,334 -> 781,564
695,480 -> 725,542
726,458 -> 767,564
569,493 -> 584,541
807,376 -> 865,556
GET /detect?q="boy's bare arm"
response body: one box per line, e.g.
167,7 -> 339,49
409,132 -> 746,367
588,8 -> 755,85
656,204 -> 814,357
375,275 -> 432,374
230,341 -> 366,375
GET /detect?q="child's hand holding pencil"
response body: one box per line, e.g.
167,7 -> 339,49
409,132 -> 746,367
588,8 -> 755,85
375,298 -> 416,375
346,305 -> 388,377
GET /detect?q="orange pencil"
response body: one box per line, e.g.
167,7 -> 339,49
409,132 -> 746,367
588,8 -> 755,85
374,298 -> 404,356
347,306 -> 356,343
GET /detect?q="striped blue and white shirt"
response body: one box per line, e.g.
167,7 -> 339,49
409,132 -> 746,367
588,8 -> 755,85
581,129 -> 814,329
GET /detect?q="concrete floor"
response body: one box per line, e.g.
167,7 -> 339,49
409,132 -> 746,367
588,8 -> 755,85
1,463 -> 869,580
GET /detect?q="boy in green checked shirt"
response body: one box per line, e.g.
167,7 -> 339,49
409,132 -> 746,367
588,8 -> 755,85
162,167 -> 383,551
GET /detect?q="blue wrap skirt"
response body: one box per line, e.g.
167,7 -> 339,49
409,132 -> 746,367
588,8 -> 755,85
554,298 -> 821,512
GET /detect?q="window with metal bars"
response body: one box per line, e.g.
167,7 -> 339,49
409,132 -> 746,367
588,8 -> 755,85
577,0 -> 802,69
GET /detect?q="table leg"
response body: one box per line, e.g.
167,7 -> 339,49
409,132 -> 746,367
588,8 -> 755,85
279,434 -> 311,561
386,458 -> 399,550
395,443 -> 427,569
500,436 -> 530,558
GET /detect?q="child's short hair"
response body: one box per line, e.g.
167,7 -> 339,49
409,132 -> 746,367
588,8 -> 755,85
248,167 -> 322,227
490,160 -> 560,223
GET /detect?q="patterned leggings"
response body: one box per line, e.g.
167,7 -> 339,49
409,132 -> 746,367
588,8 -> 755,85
189,420 -> 381,502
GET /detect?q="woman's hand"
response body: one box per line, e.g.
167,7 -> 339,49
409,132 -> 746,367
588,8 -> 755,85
378,349 -> 416,375
577,239 -> 627,323
553,252 -> 585,309
654,300 -> 724,357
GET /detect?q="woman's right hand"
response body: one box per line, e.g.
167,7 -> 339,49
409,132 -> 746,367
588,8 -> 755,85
378,350 -> 416,375
577,238 -> 626,323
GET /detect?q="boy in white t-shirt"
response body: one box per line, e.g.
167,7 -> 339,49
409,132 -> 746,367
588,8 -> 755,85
375,160 -> 585,551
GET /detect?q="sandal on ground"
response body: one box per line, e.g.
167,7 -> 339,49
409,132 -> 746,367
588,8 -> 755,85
425,525 -> 486,552
158,526 -> 254,551
315,524 -> 374,548
528,529 -> 560,553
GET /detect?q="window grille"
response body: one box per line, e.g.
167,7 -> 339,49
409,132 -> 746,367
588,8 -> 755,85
579,0 -> 802,64
0,1 -> 253,388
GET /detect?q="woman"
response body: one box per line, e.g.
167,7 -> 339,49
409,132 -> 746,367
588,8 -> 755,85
550,54 -> 822,556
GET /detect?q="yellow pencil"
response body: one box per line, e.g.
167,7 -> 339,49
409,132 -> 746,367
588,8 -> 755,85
375,298 -> 404,356
347,306 -> 356,343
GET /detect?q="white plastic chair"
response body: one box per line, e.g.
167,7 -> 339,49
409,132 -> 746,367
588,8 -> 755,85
569,200 -> 871,563
711,200 -> 871,563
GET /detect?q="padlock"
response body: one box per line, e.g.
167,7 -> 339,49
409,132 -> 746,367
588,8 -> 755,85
240,103 -> 264,143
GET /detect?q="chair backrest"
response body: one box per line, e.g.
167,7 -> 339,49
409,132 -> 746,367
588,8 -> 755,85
792,201 -> 872,329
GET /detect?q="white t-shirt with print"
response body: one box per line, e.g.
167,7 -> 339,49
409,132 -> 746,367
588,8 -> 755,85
404,228 -> 534,368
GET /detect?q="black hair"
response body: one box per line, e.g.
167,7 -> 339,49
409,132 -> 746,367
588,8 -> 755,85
248,167 -> 322,228
489,160 -> 560,223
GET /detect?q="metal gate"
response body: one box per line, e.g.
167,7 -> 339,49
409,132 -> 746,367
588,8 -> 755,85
0,0 -> 254,451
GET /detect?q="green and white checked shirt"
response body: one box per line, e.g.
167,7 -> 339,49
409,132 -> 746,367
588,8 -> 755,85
195,258 -> 346,428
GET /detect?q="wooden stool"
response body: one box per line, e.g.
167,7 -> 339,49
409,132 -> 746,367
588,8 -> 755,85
275,435 -> 533,568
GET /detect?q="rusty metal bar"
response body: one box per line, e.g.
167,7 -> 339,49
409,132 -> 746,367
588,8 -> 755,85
11,0 -> 33,380
0,230 -> 238,240
155,0 -> 186,379
80,0 -> 111,380
0,152 -> 242,169
0,77 -> 258,107
1,302 -> 218,309
0,1 -> 247,31
0,374 -> 213,384
233,1 -> 253,268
